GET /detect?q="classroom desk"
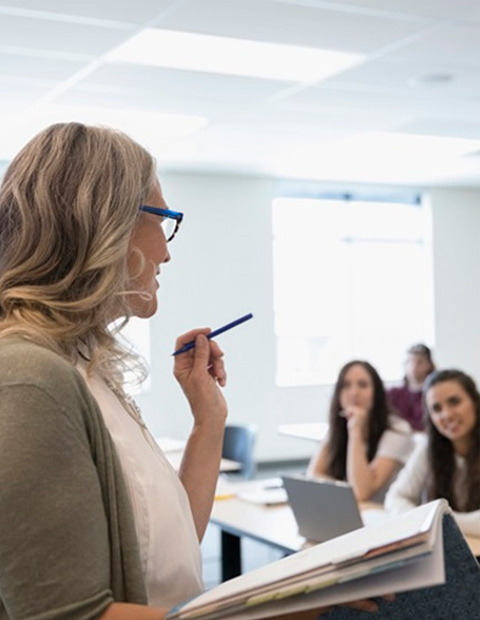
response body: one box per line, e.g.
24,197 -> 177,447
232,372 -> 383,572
277,423 -> 427,447
156,436 -> 241,473
210,490 -> 480,581
277,422 -> 328,441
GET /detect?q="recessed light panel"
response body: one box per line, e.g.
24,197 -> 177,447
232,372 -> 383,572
108,28 -> 364,83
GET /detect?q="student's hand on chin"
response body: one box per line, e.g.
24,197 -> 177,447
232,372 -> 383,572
344,406 -> 369,431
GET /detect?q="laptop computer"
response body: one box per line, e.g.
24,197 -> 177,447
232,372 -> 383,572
281,474 -> 364,543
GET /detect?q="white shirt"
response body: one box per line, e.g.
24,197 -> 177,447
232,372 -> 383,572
376,415 -> 414,463
364,414 -> 414,503
385,440 -> 480,537
78,366 -> 203,608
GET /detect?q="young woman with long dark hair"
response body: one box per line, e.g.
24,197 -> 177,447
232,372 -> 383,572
385,369 -> 480,536
308,361 -> 414,502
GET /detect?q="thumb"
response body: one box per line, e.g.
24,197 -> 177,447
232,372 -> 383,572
193,333 -> 210,366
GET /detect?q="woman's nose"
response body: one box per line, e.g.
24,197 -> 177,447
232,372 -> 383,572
440,406 -> 453,420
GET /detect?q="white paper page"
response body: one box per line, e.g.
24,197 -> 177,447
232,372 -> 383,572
224,527 -> 445,620
215,476 -> 283,499
171,500 -> 447,617
361,508 -> 389,526
236,488 -> 288,505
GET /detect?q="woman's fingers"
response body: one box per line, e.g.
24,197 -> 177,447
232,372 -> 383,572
344,599 -> 379,612
207,341 -> 227,386
174,327 -> 211,352
342,594 -> 395,613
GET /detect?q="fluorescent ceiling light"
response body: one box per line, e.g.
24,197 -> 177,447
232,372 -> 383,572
108,28 -> 364,82
0,104 -> 208,160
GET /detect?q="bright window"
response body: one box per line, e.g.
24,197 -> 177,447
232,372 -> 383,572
272,193 -> 434,386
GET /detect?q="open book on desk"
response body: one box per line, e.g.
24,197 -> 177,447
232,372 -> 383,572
167,500 -> 467,620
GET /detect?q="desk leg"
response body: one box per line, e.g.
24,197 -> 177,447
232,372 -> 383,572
221,529 -> 241,581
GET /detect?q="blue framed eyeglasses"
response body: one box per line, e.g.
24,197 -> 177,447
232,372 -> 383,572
139,205 -> 184,242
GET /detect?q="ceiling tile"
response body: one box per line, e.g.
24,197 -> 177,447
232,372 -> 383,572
325,56 -> 480,99
0,13 -> 135,56
279,85 -> 431,118
395,118 -> 480,141
0,51 -> 87,80
157,0 -> 428,52
0,75 -> 57,119
317,0 -> 480,20
383,23 -> 480,67
57,63 -> 292,110
0,0 -> 177,24
234,106 -> 406,138
0,0 -> 479,185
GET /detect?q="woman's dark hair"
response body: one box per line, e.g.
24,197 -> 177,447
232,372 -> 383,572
325,360 -> 391,480
423,369 -> 480,512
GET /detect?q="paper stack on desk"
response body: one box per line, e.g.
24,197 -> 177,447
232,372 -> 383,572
214,477 -> 288,505
235,477 -> 288,506
167,500 -> 450,620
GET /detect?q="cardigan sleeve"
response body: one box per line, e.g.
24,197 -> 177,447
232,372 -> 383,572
0,382 -> 114,620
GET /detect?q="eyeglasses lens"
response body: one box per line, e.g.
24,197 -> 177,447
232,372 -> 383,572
161,218 -> 177,242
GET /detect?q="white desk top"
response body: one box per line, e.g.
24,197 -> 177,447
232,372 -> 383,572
277,422 -> 329,441
277,423 -> 426,446
211,480 -> 480,557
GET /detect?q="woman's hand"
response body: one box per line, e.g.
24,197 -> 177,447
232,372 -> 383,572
173,329 -> 227,429
343,405 -> 369,435
274,594 -> 395,618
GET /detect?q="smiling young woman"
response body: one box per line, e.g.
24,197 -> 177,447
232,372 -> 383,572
385,369 -> 480,537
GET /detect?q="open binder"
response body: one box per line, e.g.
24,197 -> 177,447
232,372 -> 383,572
167,500 -> 480,620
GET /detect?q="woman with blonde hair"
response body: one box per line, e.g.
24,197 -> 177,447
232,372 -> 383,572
0,122 -> 229,620
0,123 -> 387,620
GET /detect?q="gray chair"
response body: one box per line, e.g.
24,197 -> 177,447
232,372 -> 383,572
222,424 -> 257,479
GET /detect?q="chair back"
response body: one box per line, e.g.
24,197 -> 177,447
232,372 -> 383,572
222,424 -> 257,479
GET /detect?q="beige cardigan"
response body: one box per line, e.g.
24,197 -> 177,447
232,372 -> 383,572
0,338 -> 147,620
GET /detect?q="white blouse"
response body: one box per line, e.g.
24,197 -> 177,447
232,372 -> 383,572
365,414 -> 414,503
78,366 -> 203,609
385,440 -> 480,537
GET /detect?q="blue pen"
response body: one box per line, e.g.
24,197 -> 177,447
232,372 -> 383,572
172,313 -> 254,356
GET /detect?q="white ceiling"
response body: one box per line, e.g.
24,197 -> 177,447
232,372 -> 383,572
1,0 -> 480,187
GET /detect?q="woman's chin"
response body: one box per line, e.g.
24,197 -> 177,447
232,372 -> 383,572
128,292 -> 158,319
